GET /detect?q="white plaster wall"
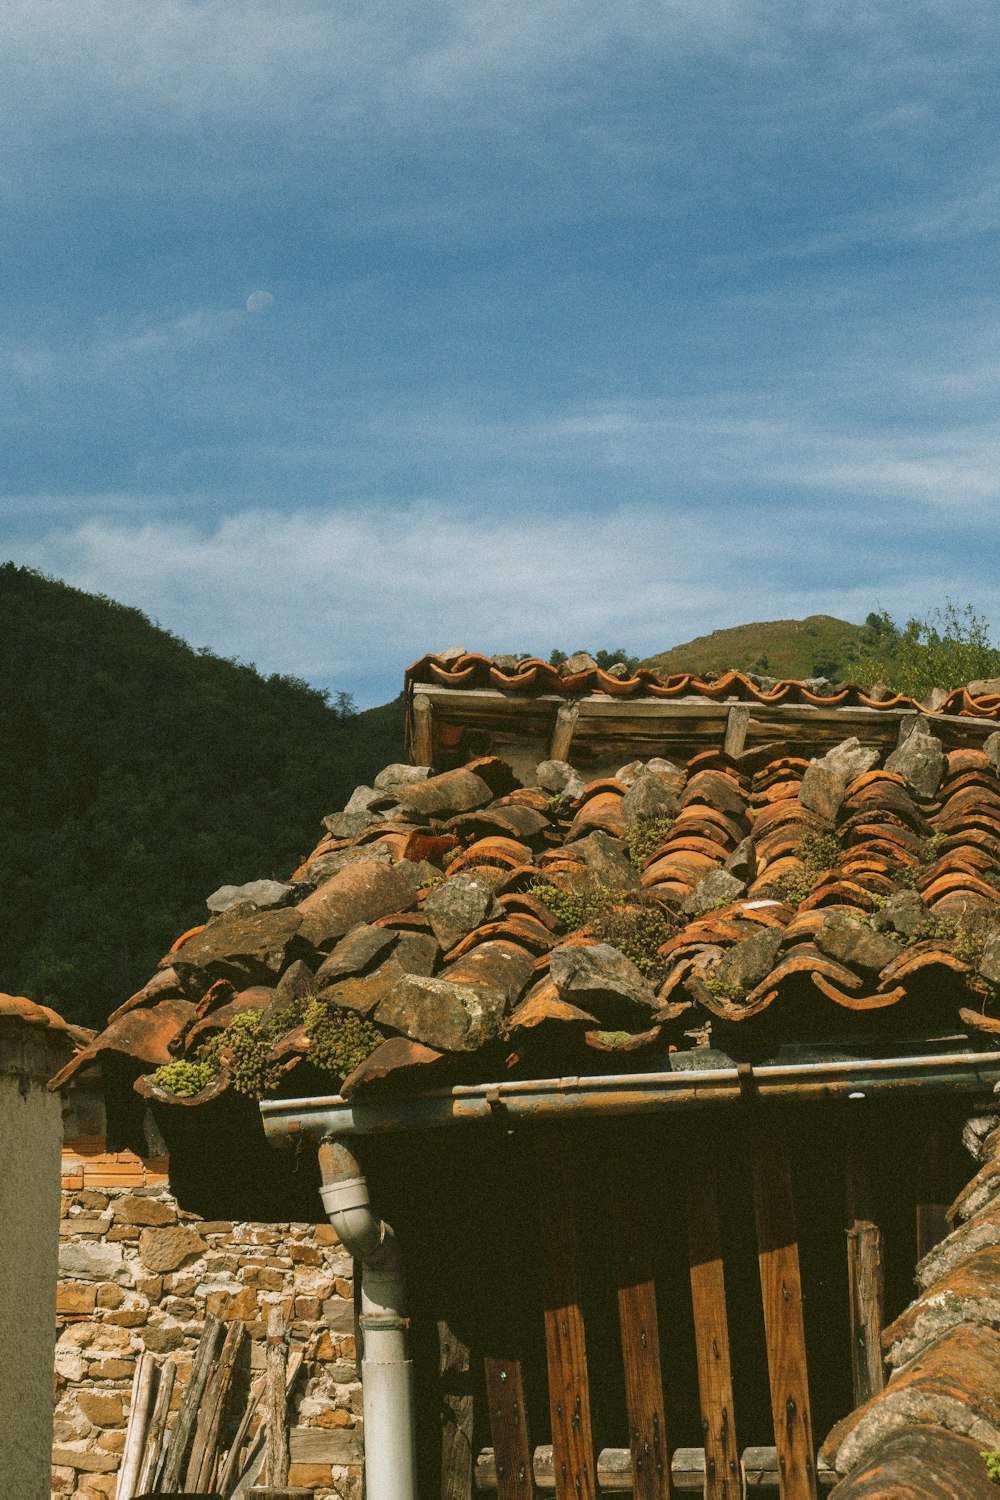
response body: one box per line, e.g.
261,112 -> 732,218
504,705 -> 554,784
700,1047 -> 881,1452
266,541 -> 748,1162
0,1025 -> 69,1500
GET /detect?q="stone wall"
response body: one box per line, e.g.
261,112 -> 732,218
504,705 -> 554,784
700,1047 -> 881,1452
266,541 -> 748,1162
54,1151 -> 363,1499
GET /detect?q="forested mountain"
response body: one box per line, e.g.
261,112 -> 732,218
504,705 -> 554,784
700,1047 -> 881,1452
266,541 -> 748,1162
0,565 -> 404,1027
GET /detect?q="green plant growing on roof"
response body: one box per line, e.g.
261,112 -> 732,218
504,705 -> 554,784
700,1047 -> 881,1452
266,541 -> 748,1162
303,999 -> 385,1078
982,1448 -> 1000,1485
761,829 -> 841,908
625,815 -> 676,869
150,1059 -> 216,1098
703,975 -> 746,1004
527,882 -> 676,987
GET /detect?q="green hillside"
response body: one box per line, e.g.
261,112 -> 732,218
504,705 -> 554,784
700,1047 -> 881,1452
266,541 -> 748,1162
641,614 -> 871,682
0,564 -> 404,1028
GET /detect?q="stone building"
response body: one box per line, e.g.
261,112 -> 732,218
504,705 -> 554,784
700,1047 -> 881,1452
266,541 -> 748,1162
48,653 -> 1000,1498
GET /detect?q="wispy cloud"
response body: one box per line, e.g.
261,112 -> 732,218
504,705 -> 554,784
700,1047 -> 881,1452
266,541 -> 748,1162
16,498 -> 999,704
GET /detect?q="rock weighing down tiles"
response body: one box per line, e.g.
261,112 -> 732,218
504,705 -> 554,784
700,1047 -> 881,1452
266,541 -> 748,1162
46,690 -> 1000,1110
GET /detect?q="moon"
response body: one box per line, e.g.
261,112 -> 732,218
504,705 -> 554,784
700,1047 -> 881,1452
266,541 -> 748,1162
245,290 -> 274,313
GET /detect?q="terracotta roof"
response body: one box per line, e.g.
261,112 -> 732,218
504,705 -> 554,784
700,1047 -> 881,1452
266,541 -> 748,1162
823,1118 -> 1000,1494
51,677 -> 1000,1108
0,991 -> 91,1047
405,652 -> 1000,713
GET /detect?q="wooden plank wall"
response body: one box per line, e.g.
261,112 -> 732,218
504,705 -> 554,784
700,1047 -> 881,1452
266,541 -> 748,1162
685,1166 -> 741,1500
608,1163 -> 672,1500
535,1129 -> 598,1500
746,1089 -> 818,1500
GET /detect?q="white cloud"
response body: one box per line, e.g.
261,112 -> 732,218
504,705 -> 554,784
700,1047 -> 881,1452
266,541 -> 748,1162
15,497 -> 999,704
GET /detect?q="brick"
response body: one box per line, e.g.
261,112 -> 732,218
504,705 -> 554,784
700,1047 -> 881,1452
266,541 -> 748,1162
105,1307 -> 148,1327
77,1391 -> 125,1427
313,1223 -> 339,1245
142,1326 -> 186,1354
290,1242 -> 321,1266
56,1283 -> 97,1316
96,1284 -> 124,1309
289,1462 -> 334,1486
77,1191 -> 110,1210
206,1286 -> 259,1322
138,1225 -> 206,1272
88,1358 -> 136,1379
113,1194 -> 176,1226
294,1296 -> 322,1321
97,1429 -> 126,1452
80,1474 -> 119,1496
51,1465 -> 75,1493
322,1297 -> 355,1333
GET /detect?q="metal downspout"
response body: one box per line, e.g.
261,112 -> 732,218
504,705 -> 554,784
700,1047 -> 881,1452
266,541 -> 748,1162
317,1140 -> 417,1500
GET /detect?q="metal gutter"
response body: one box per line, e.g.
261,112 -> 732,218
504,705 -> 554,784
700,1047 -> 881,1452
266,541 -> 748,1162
260,1050 -> 1000,1146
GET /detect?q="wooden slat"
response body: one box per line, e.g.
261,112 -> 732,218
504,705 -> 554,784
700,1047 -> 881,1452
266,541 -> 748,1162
158,1313 -> 226,1491
485,1354 -> 535,1500
536,1129 -> 597,1500
609,1172 -> 670,1500
685,1169 -> 740,1500
748,1113 -> 818,1500
549,703 -> 579,762
440,1319 -> 475,1500
846,1224 -> 885,1407
481,1132 -> 535,1500
845,1135 -> 885,1408
724,706 -> 750,758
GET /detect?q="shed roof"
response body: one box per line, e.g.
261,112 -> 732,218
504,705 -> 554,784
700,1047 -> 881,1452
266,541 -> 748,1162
49,663 -> 1000,1111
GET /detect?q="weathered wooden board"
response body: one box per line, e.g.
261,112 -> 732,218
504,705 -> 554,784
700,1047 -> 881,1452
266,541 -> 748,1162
441,1319 -> 475,1500
536,1129 -> 597,1500
610,1171 -> 671,1500
844,1128 -> 885,1408
685,1168 -> 740,1500
749,1124 -> 818,1500
485,1353 -> 535,1500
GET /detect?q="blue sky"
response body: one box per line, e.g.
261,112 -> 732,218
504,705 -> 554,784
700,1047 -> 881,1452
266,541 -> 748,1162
4,2 -> 1000,705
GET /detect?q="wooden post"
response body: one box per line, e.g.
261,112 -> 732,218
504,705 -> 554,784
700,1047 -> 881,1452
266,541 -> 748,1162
485,1353 -> 536,1500
483,1132 -> 535,1500
747,1094 -> 818,1500
264,1303 -> 290,1488
724,706 -> 750,759
535,1128 -> 597,1500
158,1313 -> 226,1492
117,1349 -> 156,1500
549,703 -> 579,764
685,1168 -> 740,1500
186,1319 -> 246,1490
412,691 -> 435,766
136,1356 -> 176,1497
440,1319 -> 475,1500
845,1130 -> 885,1408
609,1170 -> 671,1500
